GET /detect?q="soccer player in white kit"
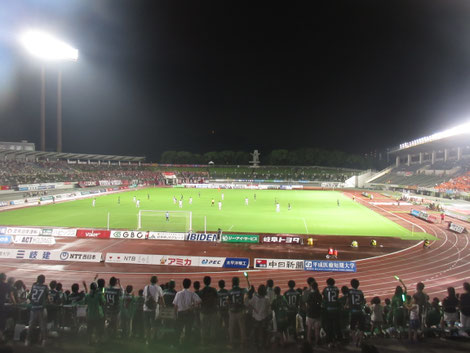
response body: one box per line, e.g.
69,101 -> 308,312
179,200 -> 183,208
221,193 -> 224,201
189,197 -> 193,205
245,197 -> 249,206
92,198 -> 96,207
136,199 -> 140,208
218,201 -> 222,210
133,196 -> 136,203
276,203 -> 280,212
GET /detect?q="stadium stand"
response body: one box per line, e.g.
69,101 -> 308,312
437,172 -> 470,192
0,161 -> 355,188
0,272 -> 468,349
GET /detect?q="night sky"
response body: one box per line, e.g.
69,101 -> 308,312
2,0 -> 470,161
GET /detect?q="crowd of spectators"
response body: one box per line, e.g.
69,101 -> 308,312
0,161 -> 207,187
1,272 -> 469,350
209,167 -> 354,182
0,161 -> 354,187
437,172 -> 470,192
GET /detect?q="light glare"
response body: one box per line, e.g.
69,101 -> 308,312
20,30 -> 78,61
398,121 -> 470,151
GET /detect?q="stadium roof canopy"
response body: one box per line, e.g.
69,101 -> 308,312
389,121 -> 470,155
0,150 -> 145,162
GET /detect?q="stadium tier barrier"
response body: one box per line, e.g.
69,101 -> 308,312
181,182 -> 306,190
0,185 -> 135,210
1,225 -> 312,246
0,245 -> 357,273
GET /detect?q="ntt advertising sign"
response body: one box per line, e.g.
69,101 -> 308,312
186,233 -> 218,242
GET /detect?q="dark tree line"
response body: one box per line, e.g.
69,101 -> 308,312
160,148 -> 384,170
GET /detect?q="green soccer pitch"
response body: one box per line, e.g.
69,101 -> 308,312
0,188 -> 430,239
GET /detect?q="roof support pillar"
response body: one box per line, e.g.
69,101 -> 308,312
407,154 -> 411,166
457,147 -> 462,161
396,156 -> 400,167
431,151 -> 436,165
419,152 -> 423,164
444,149 -> 448,162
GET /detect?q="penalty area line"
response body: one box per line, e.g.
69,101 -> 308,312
228,225 -> 234,231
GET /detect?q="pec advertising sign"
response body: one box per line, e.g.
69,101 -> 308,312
199,257 -> 225,267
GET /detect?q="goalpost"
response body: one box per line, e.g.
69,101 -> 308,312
137,210 -> 192,232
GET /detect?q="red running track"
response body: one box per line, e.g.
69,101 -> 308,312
0,193 -> 469,300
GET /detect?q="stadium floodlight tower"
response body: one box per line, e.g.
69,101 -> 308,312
19,30 -> 78,152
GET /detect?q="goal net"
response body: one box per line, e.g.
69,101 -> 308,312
137,210 -> 192,232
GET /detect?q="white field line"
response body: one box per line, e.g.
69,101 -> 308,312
346,192 -> 426,234
302,218 -> 309,233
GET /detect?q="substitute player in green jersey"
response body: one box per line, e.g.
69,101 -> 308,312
284,280 -> 300,340
104,277 -> 122,339
322,278 -> 341,348
348,279 -> 365,347
217,280 -> 230,339
26,275 -> 49,347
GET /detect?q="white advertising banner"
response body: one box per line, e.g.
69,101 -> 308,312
5,227 -> 42,236
198,256 -> 226,267
147,232 -> 186,241
0,249 -> 101,262
110,230 -> 148,240
254,258 -> 305,270
105,253 -> 219,267
449,222 -> 466,234
0,249 -> 16,259
13,236 -> 56,245
105,253 -> 154,265
51,228 -> 77,237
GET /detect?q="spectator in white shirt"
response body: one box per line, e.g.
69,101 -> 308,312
173,278 -> 201,346
246,284 -> 271,350
143,276 -> 164,345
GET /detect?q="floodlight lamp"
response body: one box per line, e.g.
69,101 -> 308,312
19,30 -> 78,61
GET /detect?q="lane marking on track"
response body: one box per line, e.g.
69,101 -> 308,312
0,264 -> 265,276
345,192 -> 426,234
